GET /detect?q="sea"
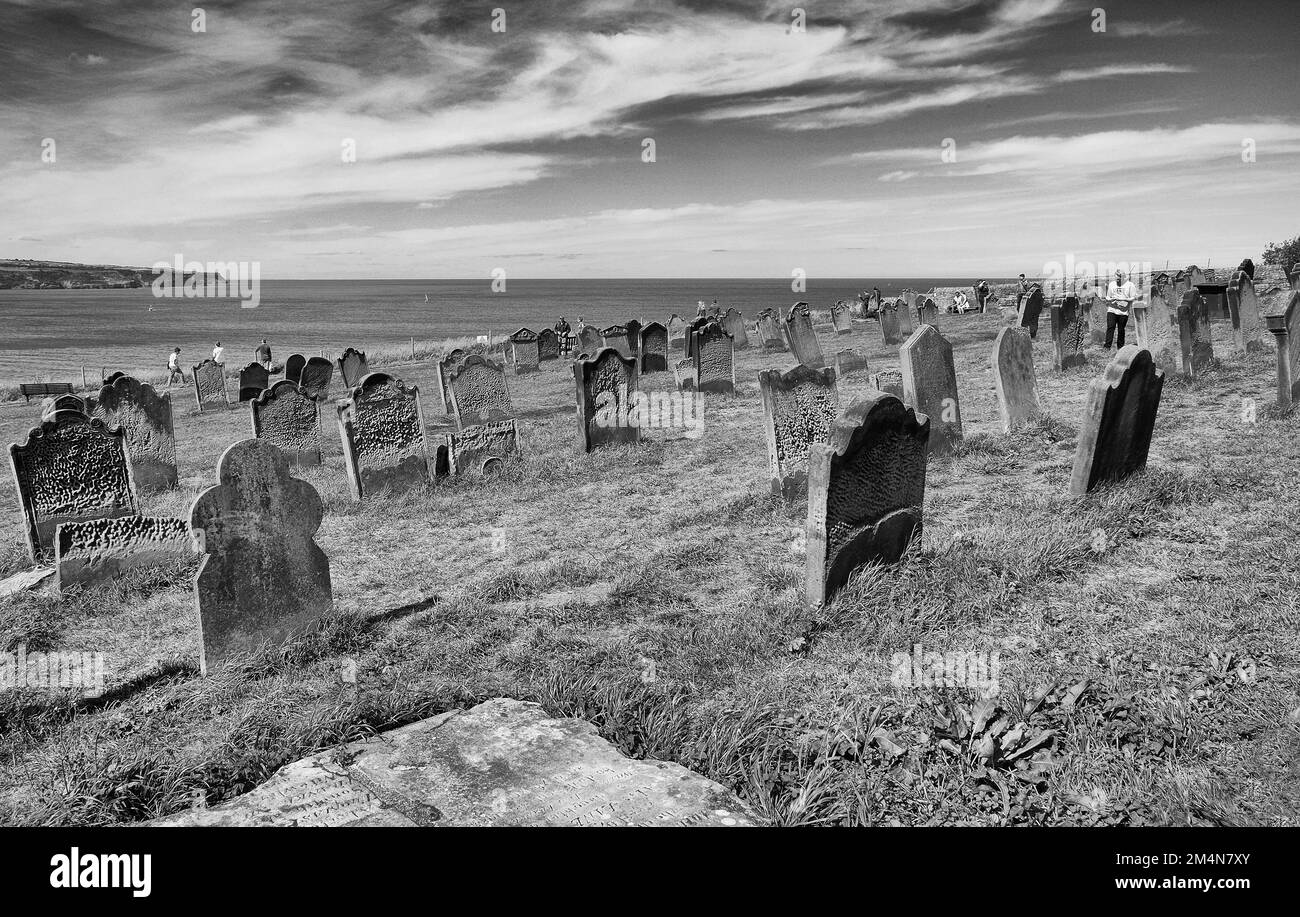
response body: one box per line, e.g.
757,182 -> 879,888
0,278 -> 1005,384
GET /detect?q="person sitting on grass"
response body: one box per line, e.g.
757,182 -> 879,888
166,347 -> 184,386
951,290 -> 972,313
1104,269 -> 1137,349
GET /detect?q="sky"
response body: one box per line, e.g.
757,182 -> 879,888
1,0 -> 1297,278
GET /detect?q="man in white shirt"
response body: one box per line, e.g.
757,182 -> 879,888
212,341 -> 225,365
166,347 -> 184,387
1104,269 -> 1137,349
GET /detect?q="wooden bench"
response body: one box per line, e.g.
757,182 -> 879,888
18,382 -> 74,403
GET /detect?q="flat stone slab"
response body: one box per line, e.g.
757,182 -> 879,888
0,566 -> 55,597
150,698 -> 758,827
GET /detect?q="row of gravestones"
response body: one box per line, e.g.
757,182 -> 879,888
191,347 -> 371,413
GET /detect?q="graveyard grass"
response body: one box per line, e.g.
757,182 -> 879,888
1,313 -> 1298,827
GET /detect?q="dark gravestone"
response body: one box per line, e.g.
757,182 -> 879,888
878,300 -> 903,346
1227,270 -> 1266,355
834,349 -> 870,381
601,325 -> 632,360
190,438 -> 332,675
509,328 -> 540,375
1050,295 -> 1088,370
693,320 -> 735,394
336,373 -> 433,500
1175,290 -> 1213,379
1020,285 -> 1044,339
55,516 -> 192,592
758,364 -> 839,501
674,357 -> 697,391
93,376 -> 178,492
1264,291 -> 1300,410
285,354 -> 306,384
448,419 -> 520,476
192,359 -> 229,412
830,302 -> 853,335
899,325 -> 962,455
251,380 -> 323,467
625,320 -> 643,358
8,410 -> 138,560
1068,346 -> 1164,496
993,327 -> 1040,433
298,356 -> 334,401
537,328 -> 561,362
237,362 -> 270,402
685,316 -> 710,360
338,348 -> 370,389
805,392 -> 929,607
784,302 -> 826,368
722,309 -> 749,348
447,355 -> 514,425
574,348 -> 639,452
639,321 -> 669,373
871,370 -> 905,401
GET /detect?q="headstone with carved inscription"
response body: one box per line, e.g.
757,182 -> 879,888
784,302 -> 825,368
509,329 -> 540,375
601,324 -> 632,360
251,380 -> 323,467
993,326 -> 1040,433
1227,270 -> 1266,355
1068,346 -> 1164,496
575,348 -> 640,452
899,325 -> 961,455
446,355 -> 513,425
759,365 -> 840,501
578,325 -> 602,355
93,376 -> 177,492
722,308 -> 749,348
757,310 -> 786,351
831,302 -> 853,335
192,359 -> 229,412
336,373 -> 433,500
448,419 -> 520,476
1049,295 -> 1088,371
1175,289 -> 1213,378
693,320 -> 735,394
879,300 -> 904,346
537,328 -> 561,362
298,356 -> 334,401
639,321 -> 669,373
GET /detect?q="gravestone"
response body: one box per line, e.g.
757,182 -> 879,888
1175,289 -> 1213,378
640,321 -> 669,373
55,516 -> 192,592
509,328 -> 540,375
878,300 -> 904,345
9,410 -> 138,560
578,325 -> 602,354
899,325 -> 962,455
834,349 -> 870,381
871,370 -> 905,401
758,364 -> 840,501
896,296 -> 915,337
574,348 -> 640,451
298,356 -> 334,401
434,349 -> 469,414
1134,273 -> 1178,373
103,371 -> 126,386
251,381 -> 323,467
625,319 -> 643,358
1068,346 -> 1164,496
285,354 -> 306,384
93,376 -> 178,492
667,314 -> 687,350
830,302 -> 853,335
916,297 -> 938,326
993,327 -> 1040,433
784,302 -> 826,368
336,373 -> 433,500
1086,293 -> 1106,346
237,362 -> 270,402
1264,291 -> 1300,410
757,310 -> 786,351
685,316 -> 710,360
1049,295 -> 1088,370
149,698 -> 757,827
1020,285 -> 1044,339
1227,270 -> 1266,355
537,328 -> 561,362
674,358 -> 697,391
601,325 -> 632,360
190,438 -> 332,675
338,348 -> 369,389
447,355 -> 513,424
44,394 -> 87,417
693,320 -> 735,394
192,359 -> 229,412
722,309 -> 749,348
449,419 -> 520,476
805,392 -> 929,607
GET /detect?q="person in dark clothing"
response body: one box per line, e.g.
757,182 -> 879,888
555,317 -> 571,335
976,279 -> 990,312
255,338 -> 271,367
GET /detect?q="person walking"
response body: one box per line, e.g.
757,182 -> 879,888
1104,269 -> 1137,349
255,338 -> 271,367
212,341 -> 225,365
166,347 -> 184,387
976,279 -> 990,312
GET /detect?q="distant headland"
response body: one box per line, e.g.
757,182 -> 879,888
0,259 -> 222,290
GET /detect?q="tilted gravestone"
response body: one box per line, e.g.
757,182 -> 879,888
674,357 -> 697,391
55,516 -> 192,592
237,362 -> 270,402
447,355 -> 514,425
693,320 -> 735,394
625,319 -> 643,358
448,419 -> 520,476
537,328 -> 561,362
1020,285 -> 1045,339
574,348 -> 640,451
336,373 -> 433,500
834,349 -> 870,381
784,302 -> 826,368
685,316 -> 710,360
805,392 -> 929,607
192,359 -> 229,412
899,325 -> 962,455
1050,295 -> 1088,371
878,300 -> 904,345
578,325 -> 602,355
93,375 -> 178,492
993,326 -> 1040,433
757,310 -> 786,351
1068,346 -> 1164,496
830,302 -> 853,335
190,438 -> 332,675
1175,289 -> 1213,378
722,309 -> 749,348
251,380 -> 323,467
896,296 -> 916,337
509,328 -> 540,375
9,410 -> 138,560
667,314 -> 687,350
298,356 -> 334,401
640,321 -> 669,373
285,354 -> 306,384
1265,291 -> 1300,410
338,348 -> 369,389
434,349 -> 469,414
759,364 -> 840,501
871,369 -> 905,401
601,325 -> 632,360
1227,270 -> 1266,355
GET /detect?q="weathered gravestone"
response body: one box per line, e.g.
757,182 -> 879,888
1175,289 -> 1213,378
149,698 -> 757,827
625,319 -> 643,358
831,302 -> 853,335
1080,292 -> 1106,346
338,348 -> 369,389
336,373 -> 433,500
537,328 -> 561,362
757,310 -> 786,351
93,375 -> 178,492
878,300 -> 904,345
1068,346 -> 1164,496
784,302 -> 826,368
916,297 -> 938,327
1050,295 -> 1088,370
1265,291 -> 1300,410
758,364 -> 839,501
834,349 -> 870,381
674,357 -> 697,391
1227,270 -> 1266,355
685,316 -> 710,360
575,348 -> 640,451
285,354 -> 306,384
578,325 -> 602,355
639,321 -> 669,373
693,320 -> 735,394
899,325 -> 962,455
55,515 -> 193,592
192,359 -> 229,412
601,324 -> 632,360
251,381 -> 323,467
667,314 -> 687,351
896,296 -> 915,337
190,438 -> 332,675
722,308 -> 749,348
1133,273 -> 1178,373
871,369 -> 905,401
509,328 -> 540,375
805,392 -> 929,607
237,362 -> 270,402
43,394 -> 87,417
298,356 -> 334,401
9,410 -> 139,560
434,349 -> 468,414
1020,285 -> 1045,339
993,326 -> 1041,433
448,420 -> 520,476
446,355 -> 514,425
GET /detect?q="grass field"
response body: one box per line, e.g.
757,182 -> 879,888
0,310 -> 1297,827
